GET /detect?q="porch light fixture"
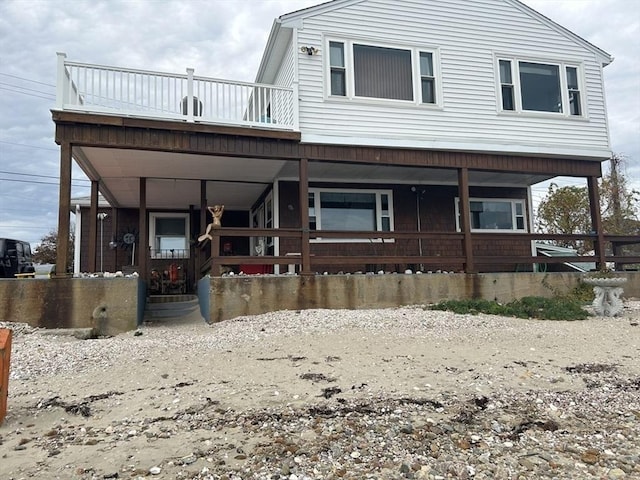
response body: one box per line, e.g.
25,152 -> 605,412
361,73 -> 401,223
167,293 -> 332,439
300,46 -> 319,55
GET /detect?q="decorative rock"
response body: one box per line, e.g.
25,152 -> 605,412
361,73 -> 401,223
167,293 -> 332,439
149,466 -> 162,475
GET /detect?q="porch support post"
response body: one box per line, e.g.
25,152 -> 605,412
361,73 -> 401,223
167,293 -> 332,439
458,167 -> 475,274
139,178 -> 148,281
199,180 -> 207,277
88,180 -> 98,272
587,176 -> 607,270
299,158 -> 312,275
54,141 -> 72,277
111,207 -> 119,271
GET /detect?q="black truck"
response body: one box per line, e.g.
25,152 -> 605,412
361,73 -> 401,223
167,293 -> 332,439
0,238 -> 36,278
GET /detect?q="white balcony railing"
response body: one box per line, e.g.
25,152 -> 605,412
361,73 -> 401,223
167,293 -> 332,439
55,53 -> 298,130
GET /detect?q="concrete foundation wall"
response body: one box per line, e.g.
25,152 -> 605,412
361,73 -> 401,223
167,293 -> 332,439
2,273 -> 639,332
0,278 -> 141,336
209,272 -> 640,323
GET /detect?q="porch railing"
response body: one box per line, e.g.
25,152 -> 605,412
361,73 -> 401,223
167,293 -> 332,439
55,53 -> 298,130
198,228 -> 640,276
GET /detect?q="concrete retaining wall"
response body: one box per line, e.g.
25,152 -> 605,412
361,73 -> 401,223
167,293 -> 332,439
2,273 -> 639,331
209,272 -> 640,323
0,278 -> 141,336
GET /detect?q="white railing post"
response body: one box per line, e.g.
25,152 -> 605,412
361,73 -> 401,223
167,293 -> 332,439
56,52 -> 68,109
292,81 -> 300,130
186,68 -> 194,122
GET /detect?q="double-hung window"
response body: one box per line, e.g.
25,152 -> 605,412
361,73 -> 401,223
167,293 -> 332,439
150,213 -> 190,258
309,188 -> 393,242
327,40 -> 439,105
497,58 -> 584,117
455,198 -> 526,232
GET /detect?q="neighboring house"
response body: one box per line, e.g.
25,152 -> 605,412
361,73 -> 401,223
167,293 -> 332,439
54,0 -> 625,290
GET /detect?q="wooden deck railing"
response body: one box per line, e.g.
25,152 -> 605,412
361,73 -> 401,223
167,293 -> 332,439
55,53 -> 298,130
198,228 -> 640,275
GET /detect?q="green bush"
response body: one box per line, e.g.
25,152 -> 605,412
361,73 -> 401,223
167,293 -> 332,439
429,296 -> 590,321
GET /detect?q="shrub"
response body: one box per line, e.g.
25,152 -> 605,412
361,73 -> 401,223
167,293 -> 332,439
429,296 -> 590,321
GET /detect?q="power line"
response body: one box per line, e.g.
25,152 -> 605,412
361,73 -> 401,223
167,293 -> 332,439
0,140 -> 58,151
0,86 -> 55,101
0,81 -> 56,98
0,72 -> 55,88
0,177 -> 92,188
0,169 -> 90,183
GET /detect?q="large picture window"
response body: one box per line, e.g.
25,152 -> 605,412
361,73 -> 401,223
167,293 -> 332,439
455,198 -> 526,232
309,188 -> 393,242
327,39 -> 438,105
149,213 -> 189,258
497,58 -> 584,117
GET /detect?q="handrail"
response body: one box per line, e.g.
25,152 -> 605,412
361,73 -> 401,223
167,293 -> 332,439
55,53 -> 297,130
195,227 -> 640,275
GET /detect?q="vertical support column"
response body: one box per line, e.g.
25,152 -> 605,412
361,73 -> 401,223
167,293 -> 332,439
458,168 -> 475,274
111,207 -> 119,271
588,176 -> 607,270
299,157 -> 311,275
199,181 -> 207,277
54,142 -> 72,277
139,178 -> 148,281
88,180 -> 98,272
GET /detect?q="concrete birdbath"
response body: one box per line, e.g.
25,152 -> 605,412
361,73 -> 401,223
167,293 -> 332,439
583,276 -> 627,317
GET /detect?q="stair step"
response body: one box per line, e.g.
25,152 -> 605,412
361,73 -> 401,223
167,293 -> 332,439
144,295 -> 204,323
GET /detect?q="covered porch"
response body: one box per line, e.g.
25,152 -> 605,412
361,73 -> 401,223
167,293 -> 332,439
52,56 -> 640,288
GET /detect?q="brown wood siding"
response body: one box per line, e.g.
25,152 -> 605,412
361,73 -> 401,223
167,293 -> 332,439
277,181 -> 530,273
54,112 -> 603,178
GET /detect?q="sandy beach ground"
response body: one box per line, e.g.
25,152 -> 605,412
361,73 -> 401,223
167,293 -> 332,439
1,302 -> 639,480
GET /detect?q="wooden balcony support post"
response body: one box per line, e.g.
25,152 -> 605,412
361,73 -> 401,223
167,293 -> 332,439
111,206 -> 119,270
299,157 -> 312,275
88,180 -> 99,272
199,180 -> 207,275
458,167 -> 475,274
139,177 -> 148,281
54,141 -> 72,277
587,176 -> 607,270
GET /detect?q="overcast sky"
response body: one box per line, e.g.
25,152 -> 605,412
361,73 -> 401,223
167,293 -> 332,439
0,0 -> 638,247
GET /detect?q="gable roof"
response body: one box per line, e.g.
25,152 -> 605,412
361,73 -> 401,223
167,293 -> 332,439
256,0 -> 612,83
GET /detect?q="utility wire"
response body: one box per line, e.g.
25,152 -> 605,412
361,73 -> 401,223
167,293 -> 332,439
0,140 -> 59,151
0,86 -> 55,100
0,177 -> 92,188
0,81 -> 56,98
0,169 -> 90,183
0,72 -> 55,88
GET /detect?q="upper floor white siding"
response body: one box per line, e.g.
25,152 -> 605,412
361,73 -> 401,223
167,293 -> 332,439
277,0 -> 612,159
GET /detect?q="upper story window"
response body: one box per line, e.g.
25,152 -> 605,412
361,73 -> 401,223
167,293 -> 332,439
327,39 -> 439,105
455,198 -> 527,232
309,188 -> 393,242
497,58 -> 584,117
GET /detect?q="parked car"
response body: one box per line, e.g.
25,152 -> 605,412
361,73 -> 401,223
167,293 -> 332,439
0,238 -> 36,278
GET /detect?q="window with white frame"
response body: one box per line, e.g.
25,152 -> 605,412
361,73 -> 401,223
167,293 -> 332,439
149,213 -> 190,258
327,40 -> 439,105
497,58 -> 583,116
455,198 -> 526,232
309,188 -> 393,241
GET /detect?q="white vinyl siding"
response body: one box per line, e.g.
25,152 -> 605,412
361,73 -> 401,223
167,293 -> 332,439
290,0 -> 610,158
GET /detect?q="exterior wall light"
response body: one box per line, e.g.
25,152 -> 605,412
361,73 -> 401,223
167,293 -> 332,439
300,46 -> 319,55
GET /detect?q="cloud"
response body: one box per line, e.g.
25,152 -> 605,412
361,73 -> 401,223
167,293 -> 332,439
0,0 -> 637,246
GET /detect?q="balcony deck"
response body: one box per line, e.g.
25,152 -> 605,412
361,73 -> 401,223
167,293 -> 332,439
55,53 -> 298,131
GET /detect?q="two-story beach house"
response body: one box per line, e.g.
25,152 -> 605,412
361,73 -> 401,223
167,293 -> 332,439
53,0 -> 623,295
